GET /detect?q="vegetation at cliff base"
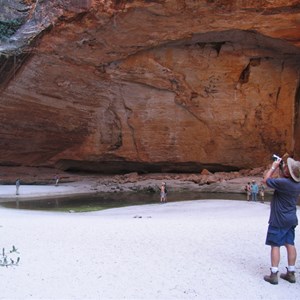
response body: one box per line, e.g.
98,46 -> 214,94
0,18 -> 24,40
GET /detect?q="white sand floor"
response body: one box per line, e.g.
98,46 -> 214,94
0,198 -> 300,299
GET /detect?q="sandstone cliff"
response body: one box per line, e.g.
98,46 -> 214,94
0,0 -> 300,173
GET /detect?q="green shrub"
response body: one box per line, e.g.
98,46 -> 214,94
0,18 -> 24,39
0,246 -> 20,267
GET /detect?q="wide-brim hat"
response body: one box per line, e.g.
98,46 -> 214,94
287,158 -> 300,182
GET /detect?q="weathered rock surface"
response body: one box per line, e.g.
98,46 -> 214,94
0,0 -> 300,174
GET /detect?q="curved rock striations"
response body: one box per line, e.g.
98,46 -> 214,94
0,0 -> 300,173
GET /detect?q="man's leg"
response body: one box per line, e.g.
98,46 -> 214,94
286,244 -> 297,266
264,246 -> 280,284
271,246 -> 280,267
280,244 -> 297,283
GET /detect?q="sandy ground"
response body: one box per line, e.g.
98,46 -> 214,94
0,183 -> 299,299
0,183 -> 89,201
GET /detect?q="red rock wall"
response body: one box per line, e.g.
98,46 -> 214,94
0,0 -> 300,173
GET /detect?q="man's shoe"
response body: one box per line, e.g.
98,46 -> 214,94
280,268 -> 296,283
264,270 -> 278,285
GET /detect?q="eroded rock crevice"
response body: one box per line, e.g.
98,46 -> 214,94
0,52 -> 32,90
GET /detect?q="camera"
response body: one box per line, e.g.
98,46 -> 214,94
272,154 -> 284,170
272,154 -> 281,161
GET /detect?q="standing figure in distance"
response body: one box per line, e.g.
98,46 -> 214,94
160,182 -> 167,203
245,182 -> 251,201
54,174 -> 60,186
16,179 -> 20,195
251,180 -> 259,201
259,182 -> 265,203
263,156 -> 300,285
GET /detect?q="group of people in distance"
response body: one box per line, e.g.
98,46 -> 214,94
245,180 -> 265,202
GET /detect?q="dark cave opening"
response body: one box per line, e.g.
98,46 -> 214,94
55,159 -> 239,175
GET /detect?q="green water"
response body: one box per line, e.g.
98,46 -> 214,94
0,191 -> 272,212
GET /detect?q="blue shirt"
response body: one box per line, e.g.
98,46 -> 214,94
251,183 -> 259,193
266,178 -> 300,228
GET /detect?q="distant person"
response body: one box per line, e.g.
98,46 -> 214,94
251,180 -> 259,201
245,182 -> 251,201
160,182 -> 167,203
16,179 -> 20,195
263,156 -> 300,285
54,174 -> 60,186
259,182 -> 265,202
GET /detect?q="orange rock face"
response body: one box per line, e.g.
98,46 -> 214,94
0,1 -> 300,173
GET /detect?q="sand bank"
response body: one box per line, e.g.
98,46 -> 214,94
0,198 -> 299,299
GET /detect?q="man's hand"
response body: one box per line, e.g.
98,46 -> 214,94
263,157 -> 282,184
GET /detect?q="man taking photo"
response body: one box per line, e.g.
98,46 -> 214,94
263,155 -> 300,285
